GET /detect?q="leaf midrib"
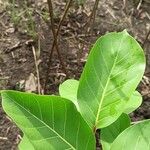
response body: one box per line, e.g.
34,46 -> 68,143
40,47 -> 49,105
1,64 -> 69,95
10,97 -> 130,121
95,34 -> 126,127
5,94 -> 76,150
95,55 -> 118,126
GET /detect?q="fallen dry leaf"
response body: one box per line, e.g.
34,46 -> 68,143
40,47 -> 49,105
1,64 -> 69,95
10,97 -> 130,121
25,73 -> 37,93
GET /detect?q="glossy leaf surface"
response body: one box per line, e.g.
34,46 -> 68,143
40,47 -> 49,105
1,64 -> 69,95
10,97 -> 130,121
110,120 -> 150,150
59,79 -> 142,115
77,31 -> 145,129
59,79 -> 79,109
124,91 -> 142,114
1,90 -> 95,150
19,136 -> 35,150
101,113 -> 131,150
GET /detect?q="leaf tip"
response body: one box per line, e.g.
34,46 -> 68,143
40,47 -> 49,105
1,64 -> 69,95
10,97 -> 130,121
122,29 -> 129,35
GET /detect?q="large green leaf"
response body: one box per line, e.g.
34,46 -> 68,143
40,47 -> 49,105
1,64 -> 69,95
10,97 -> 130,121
19,136 -> 35,150
101,113 -> 131,150
110,120 -> 150,150
77,30 -> 145,129
124,91 -> 142,114
59,80 -> 141,114
1,90 -> 95,150
59,79 -> 79,109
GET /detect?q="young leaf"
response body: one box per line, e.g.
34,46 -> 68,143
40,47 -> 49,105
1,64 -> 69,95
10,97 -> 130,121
59,79 -> 79,109
77,30 -> 145,129
101,113 -> 131,150
1,90 -> 95,150
110,120 -> 150,150
124,91 -> 142,114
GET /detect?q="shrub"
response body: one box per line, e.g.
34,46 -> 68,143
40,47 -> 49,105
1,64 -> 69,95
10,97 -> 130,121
1,30 -> 149,150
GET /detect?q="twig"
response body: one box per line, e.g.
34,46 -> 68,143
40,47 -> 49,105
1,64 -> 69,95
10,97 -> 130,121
57,0 -> 72,37
84,0 -> 100,33
44,0 -> 72,92
47,0 -> 56,39
47,0 -> 72,72
4,42 -> 21,53
137,0 -> 143,10
0,137 -> 7,140
0,77 -> 9,80
77,0 -> 100,67
32,45 -> 41,94
142,29 -> 150,48
122,0 -> 126,10
89,0 -> 100,34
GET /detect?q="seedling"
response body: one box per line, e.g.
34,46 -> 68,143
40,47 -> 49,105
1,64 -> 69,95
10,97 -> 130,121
1,31 -> 150,150
9,0 -> 22,26
8,0 -> 37,40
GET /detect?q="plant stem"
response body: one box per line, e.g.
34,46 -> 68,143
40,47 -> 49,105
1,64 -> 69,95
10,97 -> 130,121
89,0 -> 100,34
77,0 -> 100,67
44,0 -> 72,93
47,0 -> 56,37
84,0 -> 100,33
46,0 -> 72,72
95,129 -> 101,149
56,0 -> 73,37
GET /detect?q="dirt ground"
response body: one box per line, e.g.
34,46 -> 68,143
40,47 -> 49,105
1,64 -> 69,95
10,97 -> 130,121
0,0 -> 150,149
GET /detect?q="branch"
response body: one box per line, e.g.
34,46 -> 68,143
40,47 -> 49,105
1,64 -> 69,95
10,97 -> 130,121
77,0 -> 100,66
90,0 -> 100,34
84,0 -> 100,33
47,0 -> 56,36
44,0 -> 72,93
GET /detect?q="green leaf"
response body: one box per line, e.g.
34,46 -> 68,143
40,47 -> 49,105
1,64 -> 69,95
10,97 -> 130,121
110,120 -> 150,150
124,91 -> 142,114
59,80 -> 141,115
101,113 -> 131,150
77,30 -> 145,129
19,136 -> 35,150
1,90 -> 95,150
59,79 -> 141,114
59,79 -> 79,109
